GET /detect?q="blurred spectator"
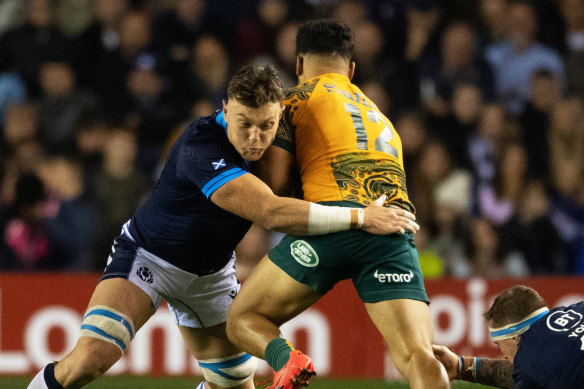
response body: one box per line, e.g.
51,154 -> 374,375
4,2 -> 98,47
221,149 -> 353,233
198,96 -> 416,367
74,0 -> 129,87
549,97 -> 584,176
429,83 -> 484,169
0,0 -> 24,35
478,142 -> 529,227
419,21 -> 494,118
520,69 -> 562,179
233,0 -> 290,66
75,116 -> 109,176
432,162 -> 473,278
396,110 -> 428,181
559,0 -> 584,97
478,0 -> 507,44
407,140 -> 453,228
415,225 -> 446,279
91,8 -> 155,115
185,34 -> 231,108
387,0 -> 442,113
39,154 -> 97,271
515,179 -> 564,273
36,59 -> 100,152
0,0 -> 73,98
351,21 -> 387,85
57,0 -> 95,38
92,126 -> 149,259
152,0 -> 209,78
467,104 -> 505,186
122,53 -> 186,175
250,21 -> 299,90
2,103 -> 38,150
549,159 -> 584,273
484,1 -> 564,114
0,139 -> 45,208
465,217 -> 529,278
0,62 -> 27,130
0,173 -> 53,271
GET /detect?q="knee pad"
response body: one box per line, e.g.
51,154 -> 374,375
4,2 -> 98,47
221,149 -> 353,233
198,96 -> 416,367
79,305 -> 136,352
198,352 -> 257,387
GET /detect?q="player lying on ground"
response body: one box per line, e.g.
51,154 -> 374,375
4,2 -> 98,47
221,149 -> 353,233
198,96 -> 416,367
28,64 -> 419,389
433,285 -> 584,389
226,19 -> 450,389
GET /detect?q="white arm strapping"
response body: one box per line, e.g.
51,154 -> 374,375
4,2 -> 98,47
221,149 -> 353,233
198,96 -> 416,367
307,203 -> 364,235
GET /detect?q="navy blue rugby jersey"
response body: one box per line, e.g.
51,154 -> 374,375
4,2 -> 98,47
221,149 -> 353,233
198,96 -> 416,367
513,301 -> 584,389
127,111 -> 253,274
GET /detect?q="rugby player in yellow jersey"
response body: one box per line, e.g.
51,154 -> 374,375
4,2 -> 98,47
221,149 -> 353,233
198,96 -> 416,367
226,20 -> 450,389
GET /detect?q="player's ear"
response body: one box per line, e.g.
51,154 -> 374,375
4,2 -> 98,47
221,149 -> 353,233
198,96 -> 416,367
348,61 -> 355,80
296,55 -> 303,78
513,336 -> 521,345
222,99 -> 228,114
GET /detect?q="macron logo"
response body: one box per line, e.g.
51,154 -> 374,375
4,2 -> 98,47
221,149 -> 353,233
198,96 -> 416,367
374,270 -> 414,283
212,159 -> 226,170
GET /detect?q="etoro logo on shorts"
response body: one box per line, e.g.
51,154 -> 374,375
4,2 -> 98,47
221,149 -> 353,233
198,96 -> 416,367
290,240 -> 319,267
374,269 -> 413,283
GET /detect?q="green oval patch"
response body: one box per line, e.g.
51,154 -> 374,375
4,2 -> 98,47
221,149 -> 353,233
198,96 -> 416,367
290,240 -> 319,267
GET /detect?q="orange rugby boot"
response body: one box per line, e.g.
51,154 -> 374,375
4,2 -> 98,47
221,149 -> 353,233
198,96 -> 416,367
266,350 -> 316,389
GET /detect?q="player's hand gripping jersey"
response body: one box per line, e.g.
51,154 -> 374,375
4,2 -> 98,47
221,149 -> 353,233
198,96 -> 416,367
274,73 -> 415,212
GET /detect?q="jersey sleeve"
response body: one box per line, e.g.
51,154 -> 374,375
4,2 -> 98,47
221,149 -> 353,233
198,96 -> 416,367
272,79 -> 318,154
272,106 -> 295,154
175,131 -> 248,199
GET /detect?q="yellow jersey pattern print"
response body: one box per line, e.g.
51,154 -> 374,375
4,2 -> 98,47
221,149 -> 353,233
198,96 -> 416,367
276,73 -> 414,213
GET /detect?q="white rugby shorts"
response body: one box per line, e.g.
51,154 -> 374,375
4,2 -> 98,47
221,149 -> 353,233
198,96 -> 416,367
102,234 -> 240,328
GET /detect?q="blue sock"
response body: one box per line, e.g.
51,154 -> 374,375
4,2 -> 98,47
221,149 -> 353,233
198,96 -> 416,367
265,338 -> 294,371
44,363 -> 65,389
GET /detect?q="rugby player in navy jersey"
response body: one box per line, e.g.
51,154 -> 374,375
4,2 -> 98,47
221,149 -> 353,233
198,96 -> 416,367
27,64 -> 419,389
433,285 -> 584,389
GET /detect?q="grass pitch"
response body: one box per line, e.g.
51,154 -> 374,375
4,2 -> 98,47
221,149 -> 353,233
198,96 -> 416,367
1,375 -> 496,388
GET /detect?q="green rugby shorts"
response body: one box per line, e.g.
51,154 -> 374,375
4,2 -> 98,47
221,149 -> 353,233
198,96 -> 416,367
268,230 -> 429,304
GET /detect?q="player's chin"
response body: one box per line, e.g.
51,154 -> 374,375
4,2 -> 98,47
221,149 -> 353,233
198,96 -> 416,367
242,149 -> 264,161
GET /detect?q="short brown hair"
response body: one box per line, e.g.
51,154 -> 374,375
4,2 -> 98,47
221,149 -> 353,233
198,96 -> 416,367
227,64 -> 284,108
484,285 -> 547,327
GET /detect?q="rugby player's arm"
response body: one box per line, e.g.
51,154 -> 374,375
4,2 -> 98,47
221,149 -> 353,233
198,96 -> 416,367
433,345 -> 514,389
209,172 -> 419,236
253,145 -> 295,196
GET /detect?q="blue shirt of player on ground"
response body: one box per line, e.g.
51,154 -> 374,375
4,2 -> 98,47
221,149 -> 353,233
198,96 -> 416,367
433,285 -> 584,389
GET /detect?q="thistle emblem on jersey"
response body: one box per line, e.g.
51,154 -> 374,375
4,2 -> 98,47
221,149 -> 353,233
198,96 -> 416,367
137,266 -> 154,283
212,159 -> 226,170
290,240 -> 319,267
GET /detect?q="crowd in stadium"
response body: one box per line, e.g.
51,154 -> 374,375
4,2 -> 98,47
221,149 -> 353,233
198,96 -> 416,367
0,0 -> 583,277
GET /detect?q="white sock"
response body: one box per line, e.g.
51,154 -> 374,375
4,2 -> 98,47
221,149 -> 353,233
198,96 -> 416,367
27,367 -> 49,389
195,381 -> 206,389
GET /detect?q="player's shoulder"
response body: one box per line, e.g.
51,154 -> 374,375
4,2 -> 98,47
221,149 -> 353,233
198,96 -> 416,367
181,111 -> 226,145
284,78 -> 320,102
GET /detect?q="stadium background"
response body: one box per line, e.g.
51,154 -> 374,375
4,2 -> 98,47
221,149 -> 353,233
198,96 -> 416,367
1,0 -> 584,387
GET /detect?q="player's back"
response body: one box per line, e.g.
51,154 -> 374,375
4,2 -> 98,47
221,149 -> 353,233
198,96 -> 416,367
513,301 -> 584,388
279,73 -> 414,212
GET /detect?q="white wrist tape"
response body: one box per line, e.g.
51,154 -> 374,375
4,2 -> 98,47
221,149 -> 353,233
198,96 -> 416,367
308,203 -> 364,235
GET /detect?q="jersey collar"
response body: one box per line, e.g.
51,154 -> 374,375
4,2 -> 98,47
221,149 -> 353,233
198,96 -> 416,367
215,110 -> 228,134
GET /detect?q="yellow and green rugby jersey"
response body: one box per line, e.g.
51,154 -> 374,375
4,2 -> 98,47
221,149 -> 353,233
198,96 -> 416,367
274,73 -> 415,213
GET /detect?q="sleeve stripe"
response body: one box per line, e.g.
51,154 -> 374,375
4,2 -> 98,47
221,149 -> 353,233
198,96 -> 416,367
202,168 -> 247,198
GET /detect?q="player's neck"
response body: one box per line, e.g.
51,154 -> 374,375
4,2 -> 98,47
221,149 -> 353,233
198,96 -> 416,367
298,55 -> 351,84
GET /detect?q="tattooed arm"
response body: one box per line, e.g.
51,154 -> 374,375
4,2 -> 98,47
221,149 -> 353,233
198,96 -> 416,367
476,358 -> 514,389
433,345 -> 514,389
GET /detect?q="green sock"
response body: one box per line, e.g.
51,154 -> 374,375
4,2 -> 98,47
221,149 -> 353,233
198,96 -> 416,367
265,338 -> 294,371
